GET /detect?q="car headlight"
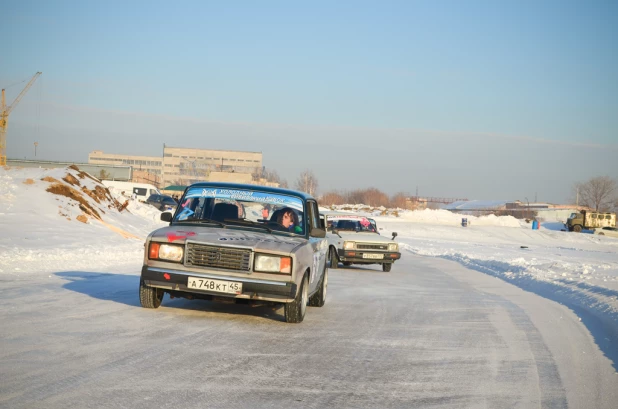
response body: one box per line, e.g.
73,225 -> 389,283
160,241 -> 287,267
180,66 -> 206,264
343,241 -> 355,250
149,242 -> 184,262
388,243 -> 398,252
254,254 -> 292,274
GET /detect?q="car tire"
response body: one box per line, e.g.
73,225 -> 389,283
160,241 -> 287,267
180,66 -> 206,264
599,232 -> 605,236
309,268 -> 327,307
382,263 -> 392,272
329,247 -> 338,269
139,280 -> 163,308
573,225 -> 582,233
285,275 -> 308,323
343,262 -> 352,266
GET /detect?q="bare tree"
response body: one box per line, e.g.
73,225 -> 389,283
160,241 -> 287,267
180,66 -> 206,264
573,176 -> 617,211
362,188 -> 390,207
390,192 -> 409,209
347,189 -> 365,204
344,188 -> 390,207
294,169 -> 318,196
253,167 -> 287,187
263,168 -> 281,184
97,169 -> 111,181
321,190 -> 346,205
251,167 -> 263,182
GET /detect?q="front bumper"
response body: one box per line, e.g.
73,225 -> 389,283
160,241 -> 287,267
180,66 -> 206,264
337,249 -> 401,263
141,266 -> 297,303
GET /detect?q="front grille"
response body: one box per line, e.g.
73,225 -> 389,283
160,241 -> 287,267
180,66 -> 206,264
356,243 -> 387,250
186,244 -> 252,271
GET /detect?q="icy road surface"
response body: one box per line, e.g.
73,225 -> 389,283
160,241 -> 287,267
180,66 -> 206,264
1,255 -> 617,409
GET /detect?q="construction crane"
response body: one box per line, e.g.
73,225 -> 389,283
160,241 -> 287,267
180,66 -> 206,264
0,71 -> 42,166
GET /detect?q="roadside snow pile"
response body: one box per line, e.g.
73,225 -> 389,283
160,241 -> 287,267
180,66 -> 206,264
322,203 -> 396,217
0,165 -> 166,274
396,208 -> 521,227
325,204 -> 522,227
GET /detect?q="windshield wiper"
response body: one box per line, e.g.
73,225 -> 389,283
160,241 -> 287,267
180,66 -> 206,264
175,218 -> 226,228
224,219 -> 273,233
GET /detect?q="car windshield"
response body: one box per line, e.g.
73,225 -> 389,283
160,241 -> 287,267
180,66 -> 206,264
173,186 -> 305,235
330,216 -> 377,232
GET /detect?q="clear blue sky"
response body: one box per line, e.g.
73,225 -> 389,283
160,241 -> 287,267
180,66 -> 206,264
2,0 -> 617,203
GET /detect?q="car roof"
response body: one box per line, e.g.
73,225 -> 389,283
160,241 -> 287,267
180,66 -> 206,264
322,211 -> 372,219
185,182 -> 317,201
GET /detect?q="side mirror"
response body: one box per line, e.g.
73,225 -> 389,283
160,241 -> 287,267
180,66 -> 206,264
161,212 -> 173,222
391,232 -> 398,240
310,227 -> 326,238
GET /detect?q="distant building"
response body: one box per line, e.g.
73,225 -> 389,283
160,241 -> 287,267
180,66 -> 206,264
89,150 -> 162,177
161,146 -> 262,187
88,146 -> 264,189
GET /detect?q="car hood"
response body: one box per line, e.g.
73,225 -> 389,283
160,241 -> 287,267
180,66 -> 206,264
149,225 -> 306,253
328,231 -> 395,243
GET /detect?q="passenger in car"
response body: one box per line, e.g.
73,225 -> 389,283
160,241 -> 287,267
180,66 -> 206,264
275,207 -> 303,234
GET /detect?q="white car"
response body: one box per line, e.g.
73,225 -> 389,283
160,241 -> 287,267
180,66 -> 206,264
594,226 -> 618,238
325,212 -> 401,272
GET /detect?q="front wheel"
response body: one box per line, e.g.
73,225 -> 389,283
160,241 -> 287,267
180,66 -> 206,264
309,268 -> 327,307
329,247 -> 338,269
139,280 -> 163,308
573,225 -> 582,233
285,275 -> 308,323
598,232 -> 605,236
382,263 -> 392,272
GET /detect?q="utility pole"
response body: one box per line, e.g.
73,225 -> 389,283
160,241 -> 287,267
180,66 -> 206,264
34,141 -> 38,157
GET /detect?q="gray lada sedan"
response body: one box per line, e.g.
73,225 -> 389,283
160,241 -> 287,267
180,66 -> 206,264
139,183 -> 328,323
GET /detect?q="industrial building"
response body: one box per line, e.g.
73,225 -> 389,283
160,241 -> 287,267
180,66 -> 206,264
88,146 -> 264,191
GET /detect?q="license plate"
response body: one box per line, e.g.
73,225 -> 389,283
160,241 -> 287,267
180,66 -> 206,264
362,253 -> 384,259
187,277 -> 242,294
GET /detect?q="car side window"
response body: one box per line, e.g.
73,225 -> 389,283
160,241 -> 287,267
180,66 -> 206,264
307,201 -> 320,231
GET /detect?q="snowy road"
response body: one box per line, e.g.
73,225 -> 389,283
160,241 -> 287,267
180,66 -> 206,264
1,255 -> 617,409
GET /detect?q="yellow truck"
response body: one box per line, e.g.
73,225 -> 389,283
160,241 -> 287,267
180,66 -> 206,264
566,211 -> 616,232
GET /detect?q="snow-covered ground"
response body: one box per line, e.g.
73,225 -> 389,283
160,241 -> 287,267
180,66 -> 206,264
2,166 -> 618,367
0,165 -> 166,276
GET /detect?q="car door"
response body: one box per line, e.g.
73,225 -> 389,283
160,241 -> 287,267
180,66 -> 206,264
306,200 -> 328,293
155,196 -> 165,210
